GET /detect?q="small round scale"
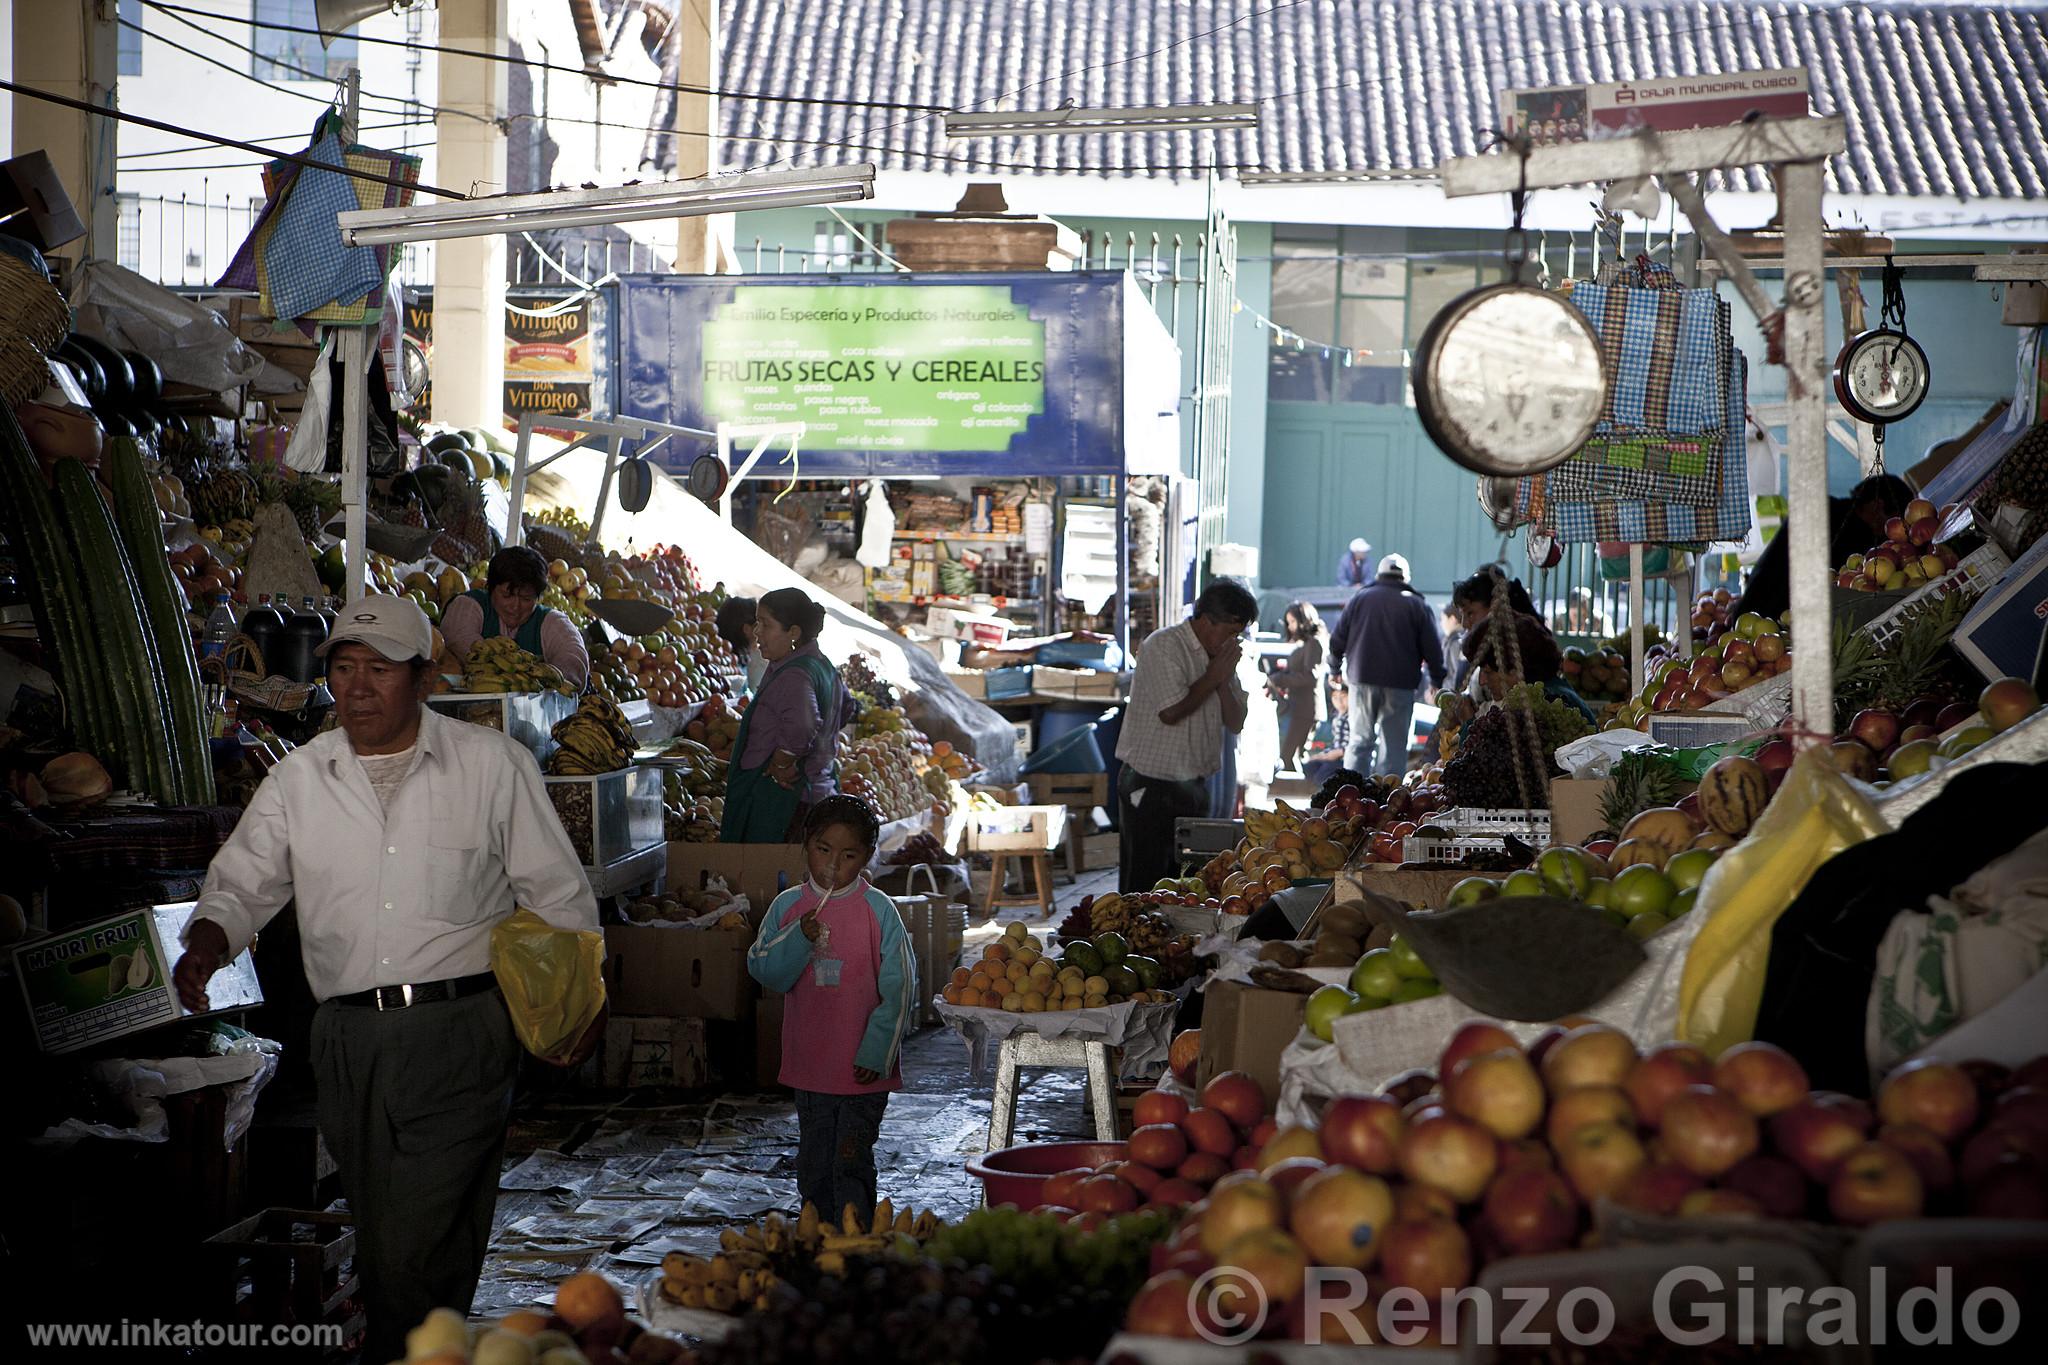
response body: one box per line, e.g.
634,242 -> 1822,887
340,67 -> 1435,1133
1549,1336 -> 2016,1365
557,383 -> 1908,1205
1832,327 -> 1930,427
684,453 -> 730,505
1413,283 -> 1610,478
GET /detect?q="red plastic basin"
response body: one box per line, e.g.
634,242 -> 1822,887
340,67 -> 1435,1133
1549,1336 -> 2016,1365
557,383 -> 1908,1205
965,1139 -> 1128,1210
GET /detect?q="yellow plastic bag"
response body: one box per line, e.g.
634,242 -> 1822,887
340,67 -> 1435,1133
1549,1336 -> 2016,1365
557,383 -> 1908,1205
491,908 -> 607,1063
1678,749 -> 1889,1055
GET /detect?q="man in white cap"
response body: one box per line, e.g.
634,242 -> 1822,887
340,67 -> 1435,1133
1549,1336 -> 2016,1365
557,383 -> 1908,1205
1334,536 -> 1373,589
172,594 -> 597,1365
1327,554 -> 1446,776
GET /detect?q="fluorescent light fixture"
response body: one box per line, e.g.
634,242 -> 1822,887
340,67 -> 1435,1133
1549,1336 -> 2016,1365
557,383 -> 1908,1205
338,164 -> 876,247
941,103 -> 1258,139
1236,167 -> 1437,185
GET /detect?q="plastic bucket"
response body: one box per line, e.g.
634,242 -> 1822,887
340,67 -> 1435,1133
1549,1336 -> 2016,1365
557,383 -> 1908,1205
964,1139 -> 1128,1210
1023,720 -> 1103,775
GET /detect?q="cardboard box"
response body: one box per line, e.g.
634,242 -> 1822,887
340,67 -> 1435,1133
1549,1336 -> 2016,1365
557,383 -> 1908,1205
666,842 -> 807,910
1196,979 -> 1307,1100
14,902 -> 264,1054
927,606 -> 1012,647
602,923 -> 756,1020
1028,772 -> 1111,808
600,1015 -> 710,1087
1082,832 -> 1120,870
755,991 -> 786,1085
944,668 -> 988,700
964,804 -> 1069,852
1548,778 -> 1614,845
965,783 -> 1030,806
1332,865 -> 1507,914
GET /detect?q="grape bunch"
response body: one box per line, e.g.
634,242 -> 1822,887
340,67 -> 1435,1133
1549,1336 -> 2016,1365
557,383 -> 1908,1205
1442,707 -> 1555,810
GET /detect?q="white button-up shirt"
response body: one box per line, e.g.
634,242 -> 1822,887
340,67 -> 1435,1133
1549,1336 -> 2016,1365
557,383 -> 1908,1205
1115,621 -> 1245,782
188,706 -> 599,1001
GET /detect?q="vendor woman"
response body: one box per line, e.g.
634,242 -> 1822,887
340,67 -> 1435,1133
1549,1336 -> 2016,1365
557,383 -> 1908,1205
720,587 -> 854,842
442,545 -> 590,689
1462,610 -> 1600,728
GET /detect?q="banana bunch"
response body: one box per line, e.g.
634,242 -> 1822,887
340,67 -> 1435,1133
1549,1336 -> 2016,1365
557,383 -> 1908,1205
1128,910 -> 1174,953
659,1202 -> 946,1313
1088,891 -> 1129,935
546,692 -> 636,775
461,636 -> 575,696
1243,802 -> 1304,847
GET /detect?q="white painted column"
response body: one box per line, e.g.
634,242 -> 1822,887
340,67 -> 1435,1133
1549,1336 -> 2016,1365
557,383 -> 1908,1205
1780,160 -> 1835,745
10,0 -> 118,264
431,0 -> 509,426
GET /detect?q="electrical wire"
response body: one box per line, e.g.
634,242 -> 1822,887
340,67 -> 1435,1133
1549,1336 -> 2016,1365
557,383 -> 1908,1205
120,120 -> 429,158
0,76 -> 467,198
142,1 -> 950,113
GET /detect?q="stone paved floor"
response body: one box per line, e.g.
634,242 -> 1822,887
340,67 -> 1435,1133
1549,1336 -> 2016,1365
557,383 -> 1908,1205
472,862 -> 1123,1317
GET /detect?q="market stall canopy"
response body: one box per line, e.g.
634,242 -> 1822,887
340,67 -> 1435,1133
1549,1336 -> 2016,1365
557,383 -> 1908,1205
522,438 -> 1021,778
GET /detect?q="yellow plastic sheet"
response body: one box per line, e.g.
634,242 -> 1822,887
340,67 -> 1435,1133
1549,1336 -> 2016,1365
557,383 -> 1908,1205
490,908 -> 607,1063
1678,749 -> 1889,1055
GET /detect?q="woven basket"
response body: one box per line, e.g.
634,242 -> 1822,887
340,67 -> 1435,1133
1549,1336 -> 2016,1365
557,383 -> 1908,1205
0,251 -> 71,406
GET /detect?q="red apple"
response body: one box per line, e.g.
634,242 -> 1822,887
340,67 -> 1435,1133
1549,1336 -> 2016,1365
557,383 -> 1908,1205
1376,1216 -> 1473,1297
1660,1086 -> 1760,1177
1828,1141 -> 1925,1225
1721,1153 -> 1811,1218
1770,1098 -> 1869,1182
1849,709 -> 1901,753
1438,1021 -> 1521,1082
1287,1164 -> 1395,1270
1542,1025 -> 1639,1092
1884,516 -> 1911,545
1546,1085 -> 1636,1150
1382,1069 -> 1439,1105
1979,677 -> 2042,732
1964,1155 -> 2048,1220
1877,1059 -> 1980,1141
1525,1026 -> 1567,1069
1904,497 -> 1937,524
1231,1144 -> 1262,1172
1147,1177 -> 1206,1211
1615,1160 -> 1706,1215
1625,1043 -> 1715,1129
1712,1041 -> 1811,1117
1876,1123 -> 1955,1194
1135,1091 -> 1191,1129
1481,1167 -> 1580,1256
1446,1049 -> 1546,1141
1993,1086 -> 2048,1141
1825,741 -> 1879,781
1753,738 -> 1795,774
1131,1123 -> 1190,1172
1182,1108 -> 1238,1159
1678,1188 -> 1765,1219
1555,1120 -> 1648,1202
1958,1123 -> 2048,1190
1318,1095 -> 1407,1175
1264,1155 -> 1329,1205
1125,1271 -> 1203,1339
1398,1113 -> 1499,1204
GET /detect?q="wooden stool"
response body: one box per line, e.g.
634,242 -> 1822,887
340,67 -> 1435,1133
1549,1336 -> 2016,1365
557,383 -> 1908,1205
982,851 -> 1056,920
987,1032 -> 1118,1154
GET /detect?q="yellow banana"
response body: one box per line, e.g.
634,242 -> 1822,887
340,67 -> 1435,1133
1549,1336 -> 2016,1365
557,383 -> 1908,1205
871,1198 -> 894,1236
841,1203 -> 863,1237
815,1251 -> 847,1277
893,1208 -> 915,1236
820,1233 -> 887,1254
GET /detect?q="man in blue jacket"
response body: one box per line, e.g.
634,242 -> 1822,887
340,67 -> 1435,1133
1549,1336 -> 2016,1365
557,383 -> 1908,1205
1328,554 -> 1446,777
1334,537 -> 1373,588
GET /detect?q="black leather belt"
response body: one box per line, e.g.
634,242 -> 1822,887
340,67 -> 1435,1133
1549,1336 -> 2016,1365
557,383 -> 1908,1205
330,972 -> 499,1010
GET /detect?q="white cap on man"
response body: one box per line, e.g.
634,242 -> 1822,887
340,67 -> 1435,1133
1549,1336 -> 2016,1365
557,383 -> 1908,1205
1377,553 -> 1410,582
1350,537 -> 1370,555
316,594 -> 435,664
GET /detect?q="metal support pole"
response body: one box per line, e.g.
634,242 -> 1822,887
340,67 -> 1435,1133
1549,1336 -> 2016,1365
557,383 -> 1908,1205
1780,160 -> 1834,744
341,328 -> 371,600
1629,544 -> 1646,694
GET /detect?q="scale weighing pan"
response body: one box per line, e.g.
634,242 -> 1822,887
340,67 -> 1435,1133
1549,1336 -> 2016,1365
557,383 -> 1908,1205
588,597 -> 675,637
1352,885 -> 1645,1021
324,515 -> 438,563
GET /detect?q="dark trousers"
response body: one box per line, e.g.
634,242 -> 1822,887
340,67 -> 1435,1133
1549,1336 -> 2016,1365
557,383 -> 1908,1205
1118,762 -> 1210,892
312,989 -> 519,1365
794,1089 -> 889,1222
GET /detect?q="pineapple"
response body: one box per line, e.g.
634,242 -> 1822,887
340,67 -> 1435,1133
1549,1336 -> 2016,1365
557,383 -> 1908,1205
1599,750 -> 1685,834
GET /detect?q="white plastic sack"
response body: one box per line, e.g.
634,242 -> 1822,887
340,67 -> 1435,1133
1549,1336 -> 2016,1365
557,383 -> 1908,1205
69,260 -> 269,393
31,1050 -> 277,1150
1866,895 -> 2048,1078
1555,730 -> 1654,779
855,479 -> 896,569
281,332 -> 337,473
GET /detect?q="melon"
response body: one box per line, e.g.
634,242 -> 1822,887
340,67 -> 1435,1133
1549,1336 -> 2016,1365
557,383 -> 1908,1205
1619,806 -> 1701,863
1607,838 -> 1665,872
1698,756 -> 1768,835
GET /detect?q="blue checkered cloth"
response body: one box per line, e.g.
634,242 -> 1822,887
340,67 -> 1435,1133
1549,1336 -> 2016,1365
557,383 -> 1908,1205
1572,278 -> 1727,435
1547,354 -> 1753,545
256,133 -> 385,322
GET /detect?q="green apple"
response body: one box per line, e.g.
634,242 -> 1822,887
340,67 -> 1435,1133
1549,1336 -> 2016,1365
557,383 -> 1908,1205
1305,985 -> 1358,1041
1447,876 -> 1500,907
1538,847 -> 1592,899
1583,877 -> 1615,910
1626,910 -> 1671,941
1612,865 -> 1676,919
1349,948 -> 1403,1001
1501,869 -> 1548,899
1344,992 -> 1388,1014
1153,877 -> 1181,892
1387,933 -> 1434,980
1667,887 -> 1699,918
1664,848 -> 1718,893
1391,979 -> 1441,1003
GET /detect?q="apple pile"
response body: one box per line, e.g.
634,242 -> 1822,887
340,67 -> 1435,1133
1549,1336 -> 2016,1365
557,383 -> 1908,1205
1124,1022 -> 2048,1344
398,1270 -> 685,1364
1836,497 -> 1963,593
1301,933 -> 1444,1041
1560,645 -> 1631,703
1828,676 -> 2042,784
1450,837 -> 1724,943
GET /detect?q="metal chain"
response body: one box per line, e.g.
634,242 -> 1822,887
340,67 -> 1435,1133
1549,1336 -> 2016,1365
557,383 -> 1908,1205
1487,573 -> 1545,820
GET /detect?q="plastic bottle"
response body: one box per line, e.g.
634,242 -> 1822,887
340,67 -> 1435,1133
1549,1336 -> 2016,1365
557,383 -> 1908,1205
241,594 -> 286,676
277,596 -> 329,684
200,593 -> 239,662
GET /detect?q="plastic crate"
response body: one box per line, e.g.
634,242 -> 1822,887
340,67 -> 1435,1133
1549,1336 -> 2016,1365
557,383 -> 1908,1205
1437,808 -> 1551,839
1861,542 -> 2010,649
1401,834 -> 1517,863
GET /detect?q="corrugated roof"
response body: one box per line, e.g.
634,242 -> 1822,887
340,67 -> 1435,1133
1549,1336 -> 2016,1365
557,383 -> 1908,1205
683,1 -> 2048,200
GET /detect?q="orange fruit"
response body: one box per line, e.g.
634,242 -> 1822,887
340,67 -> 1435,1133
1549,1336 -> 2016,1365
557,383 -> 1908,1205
497,1310 -> 548,1336
555,1272 -> 624,1332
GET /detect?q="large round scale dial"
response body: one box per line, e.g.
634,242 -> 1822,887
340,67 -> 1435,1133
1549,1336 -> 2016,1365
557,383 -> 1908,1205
1833,328 -> 1930,426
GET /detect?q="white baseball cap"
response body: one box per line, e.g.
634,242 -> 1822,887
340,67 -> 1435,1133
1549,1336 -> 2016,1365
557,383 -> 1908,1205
317,594 -> 434,663
1377,553 -> 1411,581
1349,537 -> 1370,554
